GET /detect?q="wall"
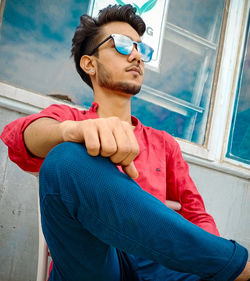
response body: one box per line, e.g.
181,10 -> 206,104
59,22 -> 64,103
189,163 -> 250,251
0,104 -> 249,281
0,107 -> 38,281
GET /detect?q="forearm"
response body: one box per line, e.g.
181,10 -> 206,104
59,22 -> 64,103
23,118 -> 64,158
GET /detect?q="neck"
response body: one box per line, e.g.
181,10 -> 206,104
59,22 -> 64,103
93,89 -> 132,124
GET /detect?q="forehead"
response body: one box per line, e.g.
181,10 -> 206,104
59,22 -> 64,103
101,21 -> 141,41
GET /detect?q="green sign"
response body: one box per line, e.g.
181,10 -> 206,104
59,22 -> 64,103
89,0 -> 169,71
116,0 -> 158,16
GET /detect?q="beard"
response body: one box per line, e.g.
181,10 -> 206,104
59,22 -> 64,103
96,61 -> 141,95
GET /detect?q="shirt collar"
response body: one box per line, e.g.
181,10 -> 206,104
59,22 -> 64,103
89,102 -> 99,113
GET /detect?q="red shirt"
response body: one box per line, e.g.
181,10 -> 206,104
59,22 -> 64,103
0,102 -> 219,236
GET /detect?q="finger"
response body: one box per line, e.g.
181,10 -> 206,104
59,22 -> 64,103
165,200 -> 182,211
122,162 -> 139,179
82,121 -> 100,156
109,122 -> 132,164
97,120 -> 117,157
118,122 -> 139,166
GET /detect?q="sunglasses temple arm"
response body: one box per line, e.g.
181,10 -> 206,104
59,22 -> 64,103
89,35 -> 113,56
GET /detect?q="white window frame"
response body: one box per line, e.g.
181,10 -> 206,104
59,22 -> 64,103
0,0 -> 6,29
221,0 -> 250,168
0,0 -> 249,179
178,0 -> 250,176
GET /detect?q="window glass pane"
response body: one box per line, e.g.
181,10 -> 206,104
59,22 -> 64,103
227,16 -> 250,165
0,0 -> 93,106
0,0 -> 226,145
167,0 -> 225,42
136,0 -> 226,143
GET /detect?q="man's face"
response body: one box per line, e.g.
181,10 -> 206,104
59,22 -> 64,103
93,21 -> 145,96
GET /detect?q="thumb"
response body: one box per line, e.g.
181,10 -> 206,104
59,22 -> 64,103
122,162 -> 139,179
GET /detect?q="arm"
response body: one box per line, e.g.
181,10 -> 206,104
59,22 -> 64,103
23,117 -> 64,158
24,117 -> 139,178
1,104 -> 139,178
166,139 -> 220,236
0,104 -> 79,172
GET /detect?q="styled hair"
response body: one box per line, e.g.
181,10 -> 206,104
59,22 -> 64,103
71,4 -> 146,88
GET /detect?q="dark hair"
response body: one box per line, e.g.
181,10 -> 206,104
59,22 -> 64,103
71,4 -> 146,88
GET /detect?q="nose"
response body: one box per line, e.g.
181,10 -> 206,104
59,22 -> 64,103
128,44 -> 142,63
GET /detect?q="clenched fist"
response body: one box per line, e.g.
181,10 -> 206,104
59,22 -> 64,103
60,117 -> 140,179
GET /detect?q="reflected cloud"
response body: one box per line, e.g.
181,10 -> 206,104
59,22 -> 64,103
0,0 -> 91,105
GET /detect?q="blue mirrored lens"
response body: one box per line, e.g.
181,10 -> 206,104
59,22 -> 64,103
138,42 -> 154,62
113,34 -> 133,55
112,34 -> 154,62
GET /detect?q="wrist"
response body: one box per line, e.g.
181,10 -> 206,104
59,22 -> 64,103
59,120 -> 83,143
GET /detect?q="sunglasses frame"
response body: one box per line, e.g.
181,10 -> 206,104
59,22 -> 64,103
89,33 -> 154,62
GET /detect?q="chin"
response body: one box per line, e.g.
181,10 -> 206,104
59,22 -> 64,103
121,81 -> 142,95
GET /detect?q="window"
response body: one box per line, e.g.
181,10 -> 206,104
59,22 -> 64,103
134,0 -> 226,144
0,0 -> 227,144
227,13 -> 250,165
0,0 -> 93,105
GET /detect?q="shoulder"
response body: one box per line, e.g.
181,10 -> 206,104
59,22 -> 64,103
41,103 -> 86,121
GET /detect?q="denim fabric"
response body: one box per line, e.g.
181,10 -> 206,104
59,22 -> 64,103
39,142 -> 248,281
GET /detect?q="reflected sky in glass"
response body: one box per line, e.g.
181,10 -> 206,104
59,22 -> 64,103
168,0 -> 225,42
0,0 -> 226,143
228,20 -> 250,164
0,0 -> 93,106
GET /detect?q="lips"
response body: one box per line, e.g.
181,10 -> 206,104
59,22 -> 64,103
126,66 -> 143,75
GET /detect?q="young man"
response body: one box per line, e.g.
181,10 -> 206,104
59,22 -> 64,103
1,4 -> 249,281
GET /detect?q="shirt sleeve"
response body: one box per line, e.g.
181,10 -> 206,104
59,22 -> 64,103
165,138 -> 220,236
0,104 -> 82,173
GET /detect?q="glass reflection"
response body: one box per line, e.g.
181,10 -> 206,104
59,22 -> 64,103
227,18 -> 250,164
0,0 -> 227,145
0,0 -> 92,105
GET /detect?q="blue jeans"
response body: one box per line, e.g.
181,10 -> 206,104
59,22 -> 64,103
39,142 -> 248,281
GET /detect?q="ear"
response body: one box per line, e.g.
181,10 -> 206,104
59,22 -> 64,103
80,55 -> 96,76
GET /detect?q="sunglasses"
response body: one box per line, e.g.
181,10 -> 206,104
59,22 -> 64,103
89,33 -> 154,62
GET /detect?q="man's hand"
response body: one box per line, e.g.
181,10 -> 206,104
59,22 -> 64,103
165,200 -> 182,211
60,117 -> 139,179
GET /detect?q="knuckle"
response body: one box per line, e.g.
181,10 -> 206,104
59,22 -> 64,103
86,143 -> 100,156
120,158 -> 131,166
119,144 -> 131,155
132,145 -> 140,156
83,119 -> 95,131
101,144 -> 117,155
109,116 -> 121,125
121,121 -> 131,128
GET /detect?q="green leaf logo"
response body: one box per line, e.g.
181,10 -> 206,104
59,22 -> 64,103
115,0 -> 158,16
116,0 -> 126,6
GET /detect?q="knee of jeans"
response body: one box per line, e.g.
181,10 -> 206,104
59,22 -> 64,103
42,142 -> 88,170
41,141 -> 112,177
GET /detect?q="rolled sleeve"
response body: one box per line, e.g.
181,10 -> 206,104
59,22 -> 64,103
0,104 -> 82,172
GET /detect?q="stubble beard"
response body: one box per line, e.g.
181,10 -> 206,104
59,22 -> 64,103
96,61 -> 141,95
